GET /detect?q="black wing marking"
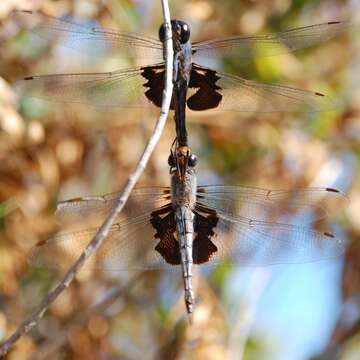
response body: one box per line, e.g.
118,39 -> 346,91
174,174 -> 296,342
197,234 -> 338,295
193,204 -> 219,264
150,204 -> 180,265
141,64 -> 176,109
187,65 -> 222,110
187,63 -> 335,113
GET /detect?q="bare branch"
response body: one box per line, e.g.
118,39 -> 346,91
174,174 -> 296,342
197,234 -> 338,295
0,0 -> 173,356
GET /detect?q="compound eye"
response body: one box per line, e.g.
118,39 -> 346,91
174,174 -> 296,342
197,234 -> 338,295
179,22 -> 190,44
188,154 -> 197,167
158,23 -> 166,42
168,153 -> 176,167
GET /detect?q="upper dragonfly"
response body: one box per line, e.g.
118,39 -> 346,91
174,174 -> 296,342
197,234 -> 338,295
28,142 -> 346,319
14,10 -> 347,146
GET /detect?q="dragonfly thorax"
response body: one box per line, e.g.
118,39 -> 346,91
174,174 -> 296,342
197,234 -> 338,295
170,167 -> 197,208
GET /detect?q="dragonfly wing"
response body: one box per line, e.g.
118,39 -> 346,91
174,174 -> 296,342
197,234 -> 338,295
55,187 -> 171,227
187,64 -> 335,113
193,205 -> 345,267
192,21 -> 348,64
12,10 -> 163,63
196,186 -> 347,224
29,215 -> 176,271
29,188 -> 179,271
18,64 -> 166,108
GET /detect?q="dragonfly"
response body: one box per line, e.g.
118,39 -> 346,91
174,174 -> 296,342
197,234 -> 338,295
14,10 -> 347,146
29,142 -> 346,319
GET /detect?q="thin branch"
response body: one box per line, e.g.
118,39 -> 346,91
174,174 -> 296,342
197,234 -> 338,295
0,1 -> 173,356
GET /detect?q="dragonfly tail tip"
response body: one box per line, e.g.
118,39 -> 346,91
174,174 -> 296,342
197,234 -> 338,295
326,187 -> 339,193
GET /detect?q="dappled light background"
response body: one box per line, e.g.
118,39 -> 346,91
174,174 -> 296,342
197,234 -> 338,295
0,0 -> 359,359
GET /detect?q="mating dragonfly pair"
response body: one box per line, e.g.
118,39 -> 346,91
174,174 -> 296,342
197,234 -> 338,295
17,10 -> 347,318
15,10 -> 347,145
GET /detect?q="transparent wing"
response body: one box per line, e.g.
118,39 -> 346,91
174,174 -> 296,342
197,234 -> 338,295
31,210 -> 345,271
55,187 -> 171,226
28,215 -> 175,271
29,186 -> 346,271
12,10 -> 163,62
193,21 -> 348,63
187,69 -> 335,113
196,186 -> 347,224
198,215 -> 345,266
18,65 -> 163,108
19,63 -> 334,112
29,188 -> 175,271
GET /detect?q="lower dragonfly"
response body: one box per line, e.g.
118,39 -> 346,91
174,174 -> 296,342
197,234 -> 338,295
29,143 -> 346,319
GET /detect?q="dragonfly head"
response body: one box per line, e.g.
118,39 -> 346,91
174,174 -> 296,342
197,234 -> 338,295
168,146 -> 197,179
159,20 -> 191,45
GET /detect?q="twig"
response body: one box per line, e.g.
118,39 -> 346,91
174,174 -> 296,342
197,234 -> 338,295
0,0 -> 173,356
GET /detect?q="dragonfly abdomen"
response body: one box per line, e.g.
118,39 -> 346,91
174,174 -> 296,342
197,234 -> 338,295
175,206 -> 195,317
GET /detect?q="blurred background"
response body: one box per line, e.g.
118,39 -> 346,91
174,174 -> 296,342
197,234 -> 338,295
0,0 -> 359,359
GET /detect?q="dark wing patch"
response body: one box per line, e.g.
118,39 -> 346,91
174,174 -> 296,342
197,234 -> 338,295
141,65 -> 175,110
187,64 -> 223,111
150,204 -> 180,265
193,203 -> 219,264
